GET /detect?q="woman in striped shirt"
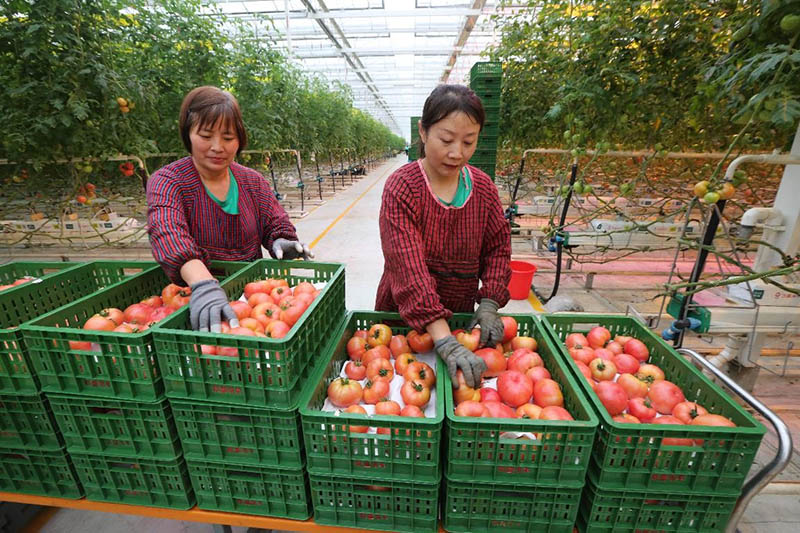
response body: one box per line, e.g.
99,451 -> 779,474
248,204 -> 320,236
376,85 -> 512,388
146,86 -> 312,332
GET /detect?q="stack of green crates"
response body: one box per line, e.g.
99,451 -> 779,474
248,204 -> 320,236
441,314 -> 597,533
409,116 -> 421,161
541,314 -> 767,533
20,262 -> 242,509
0,261 -> 156,499
152,259 -> 346,520
469,61 -> 502,179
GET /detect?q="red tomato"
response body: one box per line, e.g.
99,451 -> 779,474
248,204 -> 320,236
344,405 -> 368,433
532,378 -> 563,408
353,329 -> 369,339
394,353 -> 417,375
628,397 -> 657,422
636,364 -> 665,384
269,285 -> 291,305
673,401 -> 709,425
366,324 -> 392,347
401,380 -> 431,408
407,330 -> 434,353
346,337 -> 368,361
652,416 -> 695,446
500,316 -> 518,343
482,401 -> 517,418
516,403 -> 542,419
230,326 -> 256,337
362,346 -> 391,366
366,358 -> 394,382
244,281 -> 270,299
252,302 -> 280,328
589,357 -> 617,381
404,362 -> 435,388
615,335 -> 633,345
327,378 -> 363,407
565,333 -> 589,349
375,400 -> 402,416
586,327 -> 611,349
292,281 -> 316,295
507,351 -> 543,374
229,301 -> 253,321
497,370 -> 534,407
475,347 -> 506,378
617,373 -> 648,399
510,336 -> 537,352
613,413 -> 641,424
605,341 -> 623,355
574,361 -> 592,380
123,303 -> 152,325
400,405 -> 425,417
98,307 -> 124,326
453,371 -> 481,404
265,320 -> 290,338
525,366 -> 551,384
539,406 -> 574,421
454,400 -> 489,417
455,329 -> 480,351
613,353 -> 640,375
113,323 -> 135,333
569,347 -> 596,366
239,317 -> 264,334
624,339 -> 650,362
140,295 -> 162,308
389,335 -> 411,357
362,379 -> 390,404
648,380 -> 686,414
247,292 -> 272,307
279,299 -> 306,327
479,387 -> 502,402
691,414 -> 735,427
594,381 -> 627,415
344,360 -> 366,380
162,283 -> 189,308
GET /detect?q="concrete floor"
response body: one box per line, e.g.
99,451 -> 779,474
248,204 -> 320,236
26,155 -> 800,532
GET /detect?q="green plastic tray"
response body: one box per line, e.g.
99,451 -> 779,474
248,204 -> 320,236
443,475 -> 582,533
542,314 -> 766,495
21,261 -> 243,401
299,311 -> 445,482
445,314 -> 597,487
71,452 -> 194,509
0,447 -> 82,499
187,460 -> 310,519
0,393 -> 62,450
153,259 -> 346,409
171,398 -> 303,468
47,394 -> 181,459
0,261 -> 76,286
470,61 -> 502,79
0,261 -> 155,394
577,471 -> 737,532
309,472 -> 439,533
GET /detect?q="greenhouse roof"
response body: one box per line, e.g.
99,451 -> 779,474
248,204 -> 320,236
200,1 -> 525,140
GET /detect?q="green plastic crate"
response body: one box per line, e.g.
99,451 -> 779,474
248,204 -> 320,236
577,472 -> 737,532
170,399 -> 303,467
0,393 -> 62,450
0,447 -> 82,498
0,261 -> 76,286
47,394 -> 181,459
153,259 -> 346,409
470,77 -> 502,94
470,61 -> 502,79
0,261 -> 155,394
71,452 -> 194,509
445,314 -> 597,487
309,472 -> 439,533
542,314 -> 766,495
443,476 -> 582,533
299,311 -> 444,482
187,460 -> 310,519
21,261 -> 243,401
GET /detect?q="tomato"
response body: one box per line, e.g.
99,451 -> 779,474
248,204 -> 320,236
500,316 -> 518,343
362,346 -> 391,366
628,397 -> 657,422
586,327 -> 611,349
719,182 -> 736,200
507,351 -> 543,374
539,406 -> 574,421
389,335 -> 411,357
140,295 -> 162,308
475,348 -> 506,378
525,366 -> 551,384
479,387 -> 502,402
362,379 -> 390,404
375,400 -> 402,416
404,362 -> 436,388
344,360 -> 366,380
455,329 -> 480,351
673,401 -> 708,424
510,336 -> 537,352
648,380 -> 686,414
366,358 -> 394,382
569,347 -> 596,366
269,285 -> 291,305
691,414 -> 735,427
294,292 -> 315,307
97,307 -> 124,326
613,413 -> 641,424
123,303 -> 152,325
407,330 -> 434,353
605,341 -> 623,355
636,364 -> 665,384
252,302 -> 281,328
353,329 -> 369,339
565,333 -> 589,349
454,400 -> 489,417
693,180 -> 709,198
453,371 -> 480,404
200,344 -> 217,355
394,353 -> 417,375
327,378 -> 363,407
229,301 -> 253,321
574,361 -> 592,380
613,353 -> 640,374
482,401 -> 516,418
366,324 -> 392,347
292,281 -> 316,295
279,299 -> 306,326
400,405 -> 425,417
162,284 -> 191,308
496,370 -> 534,407
244,281 -> 270,299
617,373 -> 648,399
344,405 -> 369,433
651,416 -> 695,446
239,317 -> 265,334
532,378 -> 563,408
401,380 -> 431,407
113,323 -> 135,333
265,320 -> 290,338
594,381 -> 627,415
84,314 -> 117,331
516,403 -> 542,419
623,339 -> 650,362
589,357 -> 617,381
615,335 -> 633,346
247,292 -> 272,307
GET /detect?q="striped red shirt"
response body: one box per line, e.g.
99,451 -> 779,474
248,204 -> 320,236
146,157 -> 298,284
375,161 -> 511,332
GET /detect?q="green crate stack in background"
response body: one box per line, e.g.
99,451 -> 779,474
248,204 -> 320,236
301,312 -> 443,533
153,259 -> 347,519
0,260 -> 159,499
408,115 -> 421,161
469,61 -> 502,180
441,314 -> 597,533
541,314 -> 766,533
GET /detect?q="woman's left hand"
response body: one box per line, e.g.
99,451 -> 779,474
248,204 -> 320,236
468,298 -> 505,347
272,238 -> 315,260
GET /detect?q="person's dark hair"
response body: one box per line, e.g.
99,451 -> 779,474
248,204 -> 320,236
418,84 -> 485,158
179,86 -> 247,155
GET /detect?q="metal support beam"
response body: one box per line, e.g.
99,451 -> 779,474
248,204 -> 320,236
441,0 -> 487,83
207,7 -> 485,20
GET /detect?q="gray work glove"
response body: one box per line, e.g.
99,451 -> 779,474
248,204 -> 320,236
435,335 -> 487,389
271,238 -> 314,260
468,298 -> 505,348
189,279 -> 239,333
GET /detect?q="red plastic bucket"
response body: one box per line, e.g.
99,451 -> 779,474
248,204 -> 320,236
508,260 -> 537,300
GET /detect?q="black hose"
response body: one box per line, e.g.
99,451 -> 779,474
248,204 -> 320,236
542,161 -> 578,304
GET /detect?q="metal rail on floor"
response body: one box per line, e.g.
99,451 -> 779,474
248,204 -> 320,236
677,348 -> 794,533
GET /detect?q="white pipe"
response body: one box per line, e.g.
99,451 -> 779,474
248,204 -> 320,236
724,153 -> 800,181
707,335 -> 747,369
740,207 -> 784,228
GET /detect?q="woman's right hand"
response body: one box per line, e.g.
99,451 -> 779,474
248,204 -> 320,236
434,335 -> 487,388
189,279 -> 239,332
